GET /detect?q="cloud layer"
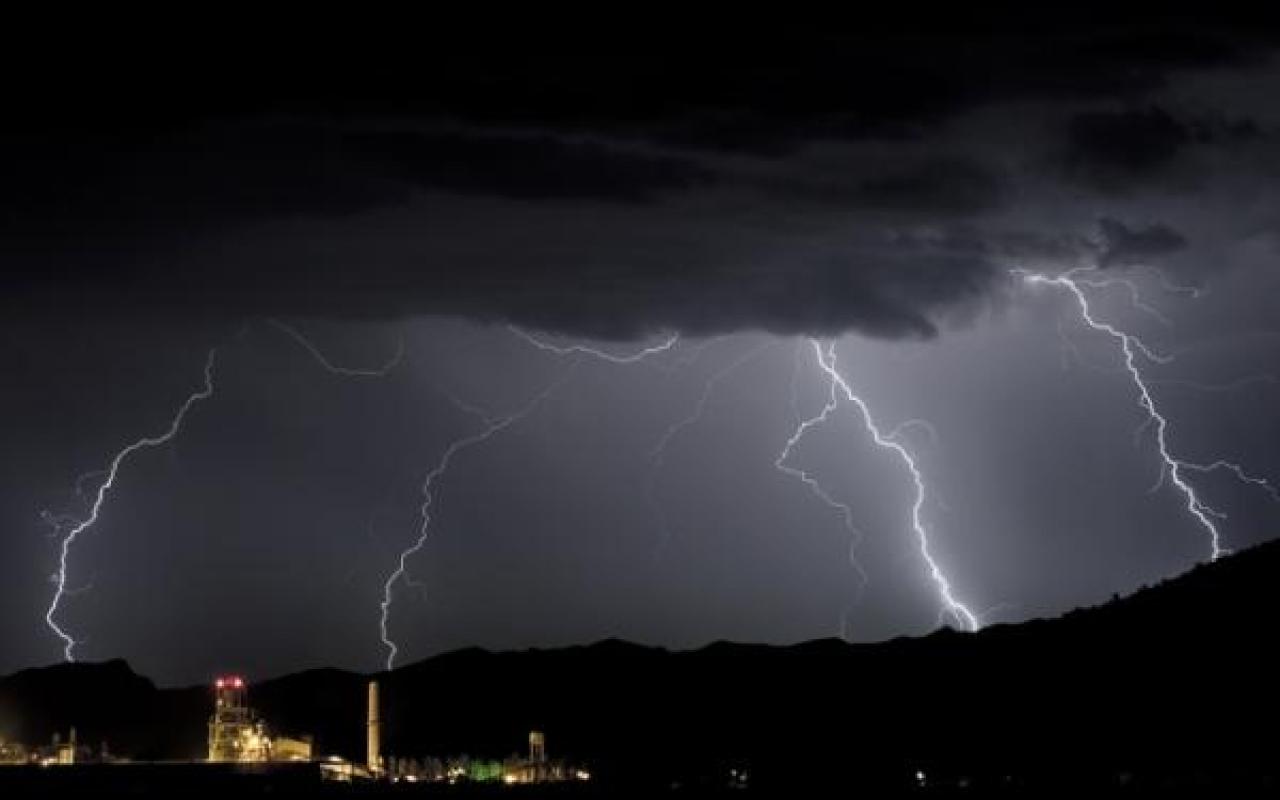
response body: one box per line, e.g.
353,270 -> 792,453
3,18 -> 1278,339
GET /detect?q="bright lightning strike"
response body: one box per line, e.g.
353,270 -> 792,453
806,340 -> 979,633
774,347 -> 870,606
1019,268 -> 1280,561
377,371 -> 571,670
44,348 -> 219,661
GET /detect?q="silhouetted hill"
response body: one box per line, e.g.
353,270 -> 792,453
4,538 -> 1280,789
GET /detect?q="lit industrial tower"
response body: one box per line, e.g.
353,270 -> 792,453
529,730 -> 546,764
207,676 -> 269,762
367,680 -> 382,777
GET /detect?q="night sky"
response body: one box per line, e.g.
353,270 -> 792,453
3,15 -> 1279,685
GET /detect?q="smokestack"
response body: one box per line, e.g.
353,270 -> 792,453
367,680 -> 381,775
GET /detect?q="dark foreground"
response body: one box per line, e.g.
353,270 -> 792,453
0,763 -> 1277,799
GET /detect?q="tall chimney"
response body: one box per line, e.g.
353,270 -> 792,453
367,680 -> 381,775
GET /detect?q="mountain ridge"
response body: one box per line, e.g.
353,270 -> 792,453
3,537 -> 1278,787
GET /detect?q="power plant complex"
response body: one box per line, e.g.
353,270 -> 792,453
204,673 -> 585,785
3,672 -> 588,788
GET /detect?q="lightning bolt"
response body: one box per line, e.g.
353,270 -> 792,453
377,370 -> 572,670
801,340 -> 979,632
774,347 -> 870,617
1072,272 -> 1174,328
1019,268 -> 1280,561
379,325 -> 686,669
650,342 -> 773,466
44,348 -> 219,661
1136,264 -> 1205,300
508,325 -> 680,364
267,319 -> 405,376
647,341 -> 773,559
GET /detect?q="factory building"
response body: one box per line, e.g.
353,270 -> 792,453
0,728 -> 108,766
0,738 -> 28,765
206,675 -> 312,763
47,728 -> 79,765
499,730 -> 587,784
381,728 -> 588,785
367,679 -> 587,786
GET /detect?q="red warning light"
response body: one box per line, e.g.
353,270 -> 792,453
215,678 -> 225,689
232,677 -> 244,689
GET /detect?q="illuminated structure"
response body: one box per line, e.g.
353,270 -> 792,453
380,730 -> 587,785
367,680 -> 382,776
207,675 -> 312,763
53,728 -> 76,765
498,730 -> 585,784
208,675 -> 266,761
2,729 -> 111,766
0,738 -> 27,764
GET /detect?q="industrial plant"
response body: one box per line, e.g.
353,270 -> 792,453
2,671 -> 590,788
202,673 -> 588,784
207,675 -> 312,763
0,728 -> 105,766
361,678 -> 587,785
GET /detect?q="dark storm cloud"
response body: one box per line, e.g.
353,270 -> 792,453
0,112 -> 1021,340
1,122 -> 715,236
344,128 -> 717,203
1062,107 -> 1193,189
852,159 -> 1007,215
3,16 -> 1279,341
1096,217 -> 1189,268
1061,106 -> 1269,191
